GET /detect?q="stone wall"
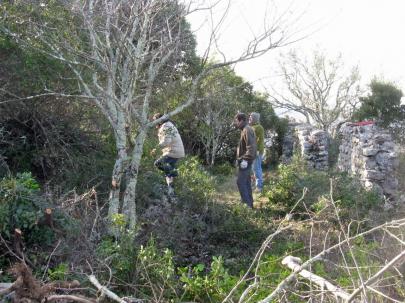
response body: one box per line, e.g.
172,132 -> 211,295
337,122 -> 399,202
282,123 -> 329,170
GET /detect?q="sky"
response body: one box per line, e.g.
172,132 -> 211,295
187,0 -> 405,105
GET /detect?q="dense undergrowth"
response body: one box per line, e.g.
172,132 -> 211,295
1,153 -> 404,302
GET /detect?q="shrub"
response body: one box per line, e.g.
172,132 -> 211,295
209,161 -> 234,177
176,156 -> 216,203
266,162 -> 301,209
264,160 -> 382,220
0,172 -> 54,245
96,228 -> 138,283
136,238 -> 177,300
96,238 -> 135,284
179,256 -> 238,302
135,238 -> 240,302
48,263 -> 69,281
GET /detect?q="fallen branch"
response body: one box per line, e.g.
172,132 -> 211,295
46,294 -> 96,303
257,218 -> 405,303
88,275 -> 129,303
281,256 -> 350,301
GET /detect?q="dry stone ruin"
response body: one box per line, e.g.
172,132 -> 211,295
337,122 -> 399,203
280,121 -> 399,204
281,123 -> 329,170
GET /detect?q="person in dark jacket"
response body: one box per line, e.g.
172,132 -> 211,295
233,113 -> 257,208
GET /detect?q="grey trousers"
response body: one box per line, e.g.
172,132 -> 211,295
237,162 -> 253,208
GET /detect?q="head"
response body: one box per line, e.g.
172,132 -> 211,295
152,113 -> 168,128
249,112 -> 260,125
233,113 -> 248,129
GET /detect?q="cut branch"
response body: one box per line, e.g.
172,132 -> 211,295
281,256 -> 351,301
88,275 -> 131,303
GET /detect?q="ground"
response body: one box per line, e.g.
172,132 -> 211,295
214,170 -> 270,209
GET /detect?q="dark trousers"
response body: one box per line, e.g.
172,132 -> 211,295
154,155 -> 179,177
237,162 -> 253,208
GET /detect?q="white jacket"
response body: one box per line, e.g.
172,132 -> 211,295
158,121 -> 185,158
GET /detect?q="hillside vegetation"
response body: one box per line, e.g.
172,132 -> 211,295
0,1 -> 404,302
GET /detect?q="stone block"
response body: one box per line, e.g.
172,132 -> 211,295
362,147 -> 378,156
364,169 -> 384,180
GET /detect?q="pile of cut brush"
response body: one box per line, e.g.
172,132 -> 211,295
0,263 -> 140,303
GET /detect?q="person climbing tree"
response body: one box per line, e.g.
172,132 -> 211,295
233,113 -> 257,208
152,113 -> 185,196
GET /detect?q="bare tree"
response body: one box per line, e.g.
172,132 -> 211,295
269,49 -> 362,134
1,0 -> 303,230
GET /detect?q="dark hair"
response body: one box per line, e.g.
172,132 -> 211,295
235,112 -> 247,121
152,113 -> 163,120
152,113 -> 171,126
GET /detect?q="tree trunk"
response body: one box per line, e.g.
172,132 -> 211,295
210,138 -> 218,166
122,128 -> 147,229
108,127 -> 128,222
205,143 -> 211,166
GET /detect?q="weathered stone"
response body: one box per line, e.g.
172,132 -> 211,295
364,170 -> 384,180
281,123 -> 329,170
376,152 -> 392,166
337,123 -> 399,204
362,148 -> 378,156
381,141 -> 395,150
364,159 -> 377,170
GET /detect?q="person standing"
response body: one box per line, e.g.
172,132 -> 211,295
234,113 -> 257,208
152,113 -> 185,195
249,112 -> 265,193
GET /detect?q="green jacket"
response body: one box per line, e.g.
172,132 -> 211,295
252,124 -> 265,154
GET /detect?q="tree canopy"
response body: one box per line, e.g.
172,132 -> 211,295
269,49 -> 361,134
353,79 -> 404,127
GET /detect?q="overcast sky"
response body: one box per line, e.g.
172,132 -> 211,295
188,0 -> 405,97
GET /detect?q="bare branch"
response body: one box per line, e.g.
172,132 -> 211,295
257,218 -> 405,303
88,275 -> 131,303
347,249 -> 405,302
281,255 -> 351,301
46,294 -> 96,303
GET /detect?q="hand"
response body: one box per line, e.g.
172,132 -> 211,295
240,160 -> 248,169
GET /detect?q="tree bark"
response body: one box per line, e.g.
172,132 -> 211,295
122,128 -> 147,229
108,126 -> 128,223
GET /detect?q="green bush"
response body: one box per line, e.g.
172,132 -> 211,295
332,173 -> 381,214
177,156 -> 216,203
265,160 -> 382,220
48,262 -> 69,281
136,238 -> 177,300
209,162 -> 234,176
96,232 -> 137,283
135,239 -> 240,302
179,256 -> 238,302
0,172 -> 55,245
266,162 -> 301,209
